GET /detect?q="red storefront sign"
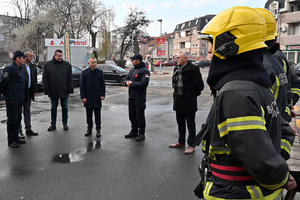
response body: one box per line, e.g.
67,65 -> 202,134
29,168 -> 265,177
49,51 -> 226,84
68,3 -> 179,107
157,38 -> 166,56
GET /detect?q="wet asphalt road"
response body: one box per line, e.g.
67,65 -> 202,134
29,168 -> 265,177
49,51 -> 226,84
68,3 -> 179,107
0,67 -> 213,200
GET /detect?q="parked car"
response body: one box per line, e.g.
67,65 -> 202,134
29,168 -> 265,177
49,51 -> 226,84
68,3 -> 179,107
162,60 -> 177,67
36,65 -> 82,91
154,60 -> 161,66
293,63 -> 300,77
97,64 -> 128,86
192,60 -> 211,68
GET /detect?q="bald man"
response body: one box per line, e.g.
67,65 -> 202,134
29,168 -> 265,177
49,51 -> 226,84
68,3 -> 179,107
80,57 -> 105,137
170,53 -> 204,154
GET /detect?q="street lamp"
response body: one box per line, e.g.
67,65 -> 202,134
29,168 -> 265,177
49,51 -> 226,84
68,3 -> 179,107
157,19 -> 162,36
157,19 -> 163,73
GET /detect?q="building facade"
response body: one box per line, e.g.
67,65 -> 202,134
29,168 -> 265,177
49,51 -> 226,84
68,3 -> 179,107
173,15 -> 215,60
0,15 -> 26,66
266,0 -> 300,64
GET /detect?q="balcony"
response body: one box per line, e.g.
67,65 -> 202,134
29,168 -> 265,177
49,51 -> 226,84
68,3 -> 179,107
288,0 -> 300,3
280,35 -> 300,45
282,11 -> 300,23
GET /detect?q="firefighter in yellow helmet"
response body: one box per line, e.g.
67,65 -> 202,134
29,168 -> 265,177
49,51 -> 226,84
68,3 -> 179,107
195,6 -> 297,199
255,8 -> 295,162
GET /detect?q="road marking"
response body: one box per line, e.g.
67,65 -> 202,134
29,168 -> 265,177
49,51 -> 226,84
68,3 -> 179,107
294,106 -> 300,112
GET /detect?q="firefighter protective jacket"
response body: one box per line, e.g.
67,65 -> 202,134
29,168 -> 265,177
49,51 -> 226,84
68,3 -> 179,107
202,80 -> 290,199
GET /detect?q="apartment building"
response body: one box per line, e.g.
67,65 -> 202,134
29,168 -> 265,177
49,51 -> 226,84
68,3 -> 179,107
173,15 -> 214,60
0,15 -> 27,66
266,0 -> 300,64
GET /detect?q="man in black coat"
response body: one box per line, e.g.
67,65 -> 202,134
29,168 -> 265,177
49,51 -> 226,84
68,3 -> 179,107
0,51 -> 27,148
80,57 -> 105,137
124,54 -> 150,142
169,53 -> 204,154
42,49 -> 74,131
18,49 -> 38,138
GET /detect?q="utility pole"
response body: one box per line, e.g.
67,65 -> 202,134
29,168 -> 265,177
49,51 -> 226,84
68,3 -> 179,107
157,19 -> 162,73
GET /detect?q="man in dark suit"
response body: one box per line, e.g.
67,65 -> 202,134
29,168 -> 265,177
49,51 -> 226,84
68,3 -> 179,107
80,57 -> 105,137
19,49 -> 38,138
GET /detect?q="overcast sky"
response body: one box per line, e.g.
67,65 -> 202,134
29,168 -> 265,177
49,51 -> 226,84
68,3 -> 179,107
0,0 -> 266,37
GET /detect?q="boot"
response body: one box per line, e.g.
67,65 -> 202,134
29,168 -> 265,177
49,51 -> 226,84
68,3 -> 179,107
125,130 -> 138,139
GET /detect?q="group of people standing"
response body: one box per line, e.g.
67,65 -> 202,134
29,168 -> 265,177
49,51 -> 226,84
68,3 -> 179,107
2,6 -> 300,199
0,49 -> 151,147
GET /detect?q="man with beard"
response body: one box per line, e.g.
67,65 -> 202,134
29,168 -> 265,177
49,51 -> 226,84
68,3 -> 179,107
42,49 -> 73,131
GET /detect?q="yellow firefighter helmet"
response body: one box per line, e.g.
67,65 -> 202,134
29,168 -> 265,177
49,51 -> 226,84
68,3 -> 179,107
201,6 -> 267,59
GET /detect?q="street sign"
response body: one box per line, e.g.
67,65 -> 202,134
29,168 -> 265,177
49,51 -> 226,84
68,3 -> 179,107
286,45 -> 300,51
45,39 -> 88,47
157,38 -> 166,56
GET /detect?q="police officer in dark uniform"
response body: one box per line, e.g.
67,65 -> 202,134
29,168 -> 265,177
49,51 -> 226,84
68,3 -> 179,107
124,54 -> 150,142
0,51 -> 27,148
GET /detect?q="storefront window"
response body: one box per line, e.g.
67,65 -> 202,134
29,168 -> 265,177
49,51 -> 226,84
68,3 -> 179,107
288,52 -> 295,63
297,52 -> 300,64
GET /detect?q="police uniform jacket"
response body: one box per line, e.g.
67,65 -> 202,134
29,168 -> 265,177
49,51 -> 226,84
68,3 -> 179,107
126,62 -> 150,100
80,67 -> 105,108
0,62 -> 26,101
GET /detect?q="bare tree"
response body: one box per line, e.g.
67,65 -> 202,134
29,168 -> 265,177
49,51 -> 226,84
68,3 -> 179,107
11,0 -> 33,21
117,8 -> 151,60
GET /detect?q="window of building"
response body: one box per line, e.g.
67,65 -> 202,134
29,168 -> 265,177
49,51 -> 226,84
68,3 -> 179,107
180,42 -> 185,49
298,52 -> 300,63
287,52 -> 295,63
296,3 -> 300,11
291,5 -> 295,12
186,30 -> 191,36
180,31 -> 186,37
288,23 -> 300,35
0,34 -> 4,41
0,19 -> 3,27
186,42 -> 191,48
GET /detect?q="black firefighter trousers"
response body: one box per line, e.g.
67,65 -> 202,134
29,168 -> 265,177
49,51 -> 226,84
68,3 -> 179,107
129,98 -> 146,135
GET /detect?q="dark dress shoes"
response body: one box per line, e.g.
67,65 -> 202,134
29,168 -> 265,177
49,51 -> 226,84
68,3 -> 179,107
26,130 -> 38,136
16,139 -> 26,144
63,125 -> 69,131
125,131 -> 138,139
8,142 -> 20,148
85,130 -> 92,137
136,135 -> 145,142
96,130 -> 101,137
47,125 -> 56,131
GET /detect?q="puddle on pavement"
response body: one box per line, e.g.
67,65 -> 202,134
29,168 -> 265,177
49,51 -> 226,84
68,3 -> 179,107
53,140 -> 101,164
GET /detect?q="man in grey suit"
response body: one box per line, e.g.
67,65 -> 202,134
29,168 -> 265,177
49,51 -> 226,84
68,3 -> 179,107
19,49 -> 38,139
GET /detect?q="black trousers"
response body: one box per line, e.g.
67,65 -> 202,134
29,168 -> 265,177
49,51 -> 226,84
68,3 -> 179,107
129,99 -> 146,135
86,107 -> 101,131
20,95 -> 32,131
176,111 -> 196,147
6,100 -> 23,143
